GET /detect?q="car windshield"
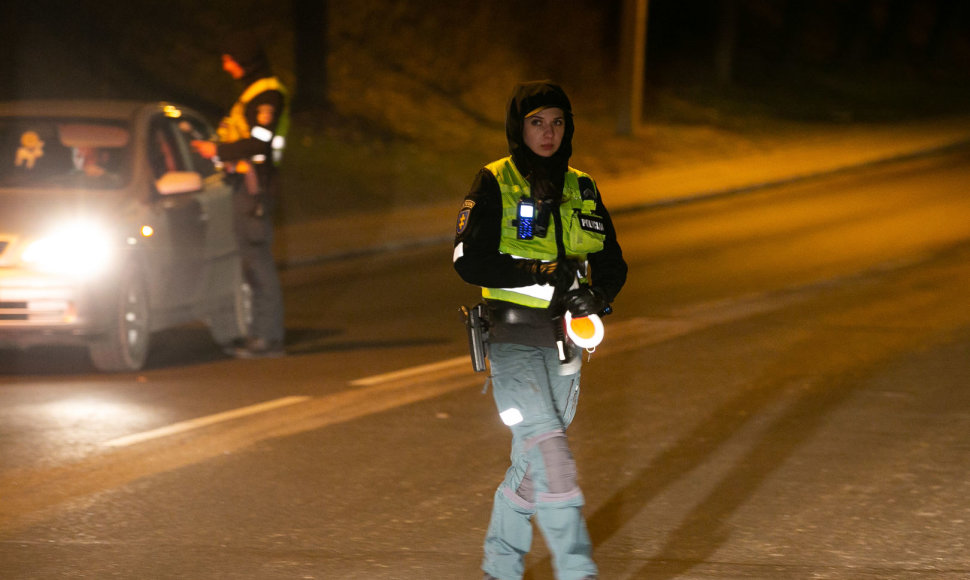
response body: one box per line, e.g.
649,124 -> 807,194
0,118 -> 130,189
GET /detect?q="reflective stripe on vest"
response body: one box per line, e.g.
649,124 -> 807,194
217,76 -> 290,168
484,281 -> 556,308
482,158 -> 607,308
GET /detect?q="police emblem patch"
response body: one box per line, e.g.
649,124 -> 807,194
456,209 -> 471,235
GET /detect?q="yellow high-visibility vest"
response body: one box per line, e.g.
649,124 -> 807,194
482,157 -> 606,308
218,76 -> 290,170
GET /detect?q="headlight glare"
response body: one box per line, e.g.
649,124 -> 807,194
22,221 -> 115,277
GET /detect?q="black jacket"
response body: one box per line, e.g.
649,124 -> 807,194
453,163 -> 627,347
454,166 -> 627,304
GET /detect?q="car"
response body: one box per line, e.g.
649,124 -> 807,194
0,100 -> 251,371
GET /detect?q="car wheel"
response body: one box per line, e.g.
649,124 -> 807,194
89,266 -> 151,372
207,273 -> 252,347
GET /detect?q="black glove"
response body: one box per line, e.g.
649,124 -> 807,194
563,286 -> 610,317
518,259 -> 578,290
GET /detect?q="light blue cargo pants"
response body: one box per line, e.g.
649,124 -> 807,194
482,342 -> 597,580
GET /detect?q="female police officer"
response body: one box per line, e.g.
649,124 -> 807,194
453,81 -> 627,580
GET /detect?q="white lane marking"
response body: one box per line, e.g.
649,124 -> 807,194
349,356 -> 469,386
102,395 -> 311,448
352,290 -> 811,388
100,292 -> 811,448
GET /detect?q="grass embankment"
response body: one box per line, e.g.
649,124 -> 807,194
278,64 -> 970,226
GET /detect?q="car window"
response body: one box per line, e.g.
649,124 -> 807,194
174,115 -> 219,178
148,117 -> 186,179
0,119 -> 130,189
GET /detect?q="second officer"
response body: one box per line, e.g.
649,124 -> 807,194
192,30 -> 289,358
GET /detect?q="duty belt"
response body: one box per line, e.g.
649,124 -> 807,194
487,300 -> 549,326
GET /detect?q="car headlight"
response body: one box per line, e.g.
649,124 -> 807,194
22,220 -> 115,278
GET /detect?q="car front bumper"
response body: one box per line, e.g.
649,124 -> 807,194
0,269 -> 112,348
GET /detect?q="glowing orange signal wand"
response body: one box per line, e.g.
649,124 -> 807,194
564,310 -> 605,349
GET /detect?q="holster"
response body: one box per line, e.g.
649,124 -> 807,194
548,285 -> 572,364
460,303 -> 489,372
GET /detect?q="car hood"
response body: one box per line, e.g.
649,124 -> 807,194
0,188 -> 126,239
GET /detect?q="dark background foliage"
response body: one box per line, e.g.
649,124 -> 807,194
3,1 -> 968,219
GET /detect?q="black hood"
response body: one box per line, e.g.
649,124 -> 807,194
222,30 -> 272,85
506,81 -> 574,191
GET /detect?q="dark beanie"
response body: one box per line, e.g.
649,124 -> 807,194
222,30 -> 268,73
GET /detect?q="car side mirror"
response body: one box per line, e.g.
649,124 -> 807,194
156,171 -> 203,195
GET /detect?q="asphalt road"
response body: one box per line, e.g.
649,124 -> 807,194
2,149 -> 970,579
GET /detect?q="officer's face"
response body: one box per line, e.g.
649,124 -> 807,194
523,107 -> 565,158
222,55 -> 245,80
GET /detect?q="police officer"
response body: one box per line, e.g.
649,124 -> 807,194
454,81 -> 627,580
193,30 -> 289,358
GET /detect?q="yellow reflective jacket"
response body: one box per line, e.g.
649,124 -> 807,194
218,76 -> 290,169
482,157 -> 606,308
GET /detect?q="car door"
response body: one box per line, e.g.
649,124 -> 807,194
171,113 -> 239,299
144,114 -> 207,315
